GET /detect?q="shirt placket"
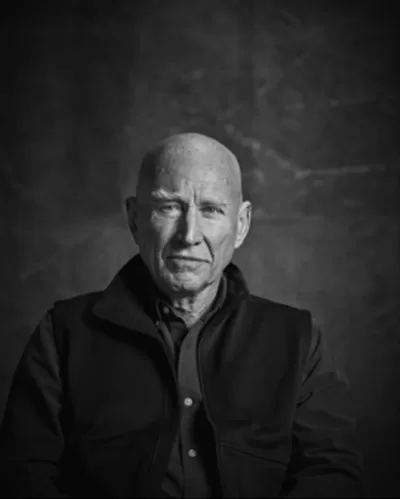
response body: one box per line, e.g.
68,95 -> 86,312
177,321 -> 205,498
156,276 -> 227,498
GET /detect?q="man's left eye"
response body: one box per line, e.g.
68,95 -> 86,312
202,206 -> 222,215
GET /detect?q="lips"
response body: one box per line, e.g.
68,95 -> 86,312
168,256 -> 207,262
166,256 -> 208,273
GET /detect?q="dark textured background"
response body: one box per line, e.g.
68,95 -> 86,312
1,0 -> 399,496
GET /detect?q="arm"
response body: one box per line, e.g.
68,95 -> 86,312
0,311 -> 68,498
282,318 -> 369,498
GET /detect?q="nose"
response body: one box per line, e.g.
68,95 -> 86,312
177,206 -> 202,246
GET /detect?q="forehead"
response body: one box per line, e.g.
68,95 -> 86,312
141,145 -> 240,201
159,161 -> 230,190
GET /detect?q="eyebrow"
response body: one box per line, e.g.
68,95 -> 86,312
150,190 -> 180,201
150,190 -> 229,207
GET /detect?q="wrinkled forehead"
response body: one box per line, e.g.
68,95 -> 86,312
138,137 -> 242,201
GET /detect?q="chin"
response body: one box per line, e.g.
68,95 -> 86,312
162,271 -> 206,295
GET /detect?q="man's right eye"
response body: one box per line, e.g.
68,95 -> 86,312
158,204 -> 180,214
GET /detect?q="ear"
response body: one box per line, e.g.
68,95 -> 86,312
125,196 -> 138,244
234,200 -> 252,249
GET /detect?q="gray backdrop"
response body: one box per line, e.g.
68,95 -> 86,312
1,1 -> 399,497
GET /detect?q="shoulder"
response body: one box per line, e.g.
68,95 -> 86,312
243,294 -> 314,360
245,293 -> 312,326
53,291 -> 101,314
50,291 -> 103,332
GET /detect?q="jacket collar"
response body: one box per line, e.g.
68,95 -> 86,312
92,253 -> 248,335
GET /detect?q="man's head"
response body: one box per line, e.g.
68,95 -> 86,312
126,132 -> 252,298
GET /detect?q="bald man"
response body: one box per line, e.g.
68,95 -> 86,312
0,133 -> 366,498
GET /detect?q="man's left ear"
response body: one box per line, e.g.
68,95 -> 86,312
125,196 -> 138,243
234,201 -> 252,249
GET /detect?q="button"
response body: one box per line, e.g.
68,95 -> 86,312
162,306 -> 169,315
183,339 -> 193,350
184,397 -> 193,407
188,449 -> 197,458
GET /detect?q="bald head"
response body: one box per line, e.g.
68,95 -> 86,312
137,133 -> 243,206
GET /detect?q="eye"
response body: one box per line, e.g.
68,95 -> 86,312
202,206 -> 224,215
158,203 -> 181,214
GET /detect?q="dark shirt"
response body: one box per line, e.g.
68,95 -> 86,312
153,278 -> 227,499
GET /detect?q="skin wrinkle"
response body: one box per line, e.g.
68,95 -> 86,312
126,133 -> 252,326
138,133 -> 243,206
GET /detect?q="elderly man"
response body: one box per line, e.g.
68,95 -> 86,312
0,133 -> 366,498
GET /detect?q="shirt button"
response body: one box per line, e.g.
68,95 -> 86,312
184,397 -> 193,407
162,306 -> 169,315
188,449 -> 197,458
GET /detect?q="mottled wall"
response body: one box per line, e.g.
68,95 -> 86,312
1,0 -> 399,496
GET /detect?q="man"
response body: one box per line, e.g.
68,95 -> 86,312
0,133 -> 366,498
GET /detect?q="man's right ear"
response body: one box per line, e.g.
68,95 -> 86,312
125,196 -> 138,242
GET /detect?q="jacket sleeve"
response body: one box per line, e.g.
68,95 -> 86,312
0,310 -> 68,498
281,316 -> 369,498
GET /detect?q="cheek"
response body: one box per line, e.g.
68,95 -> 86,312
141,217 -> 176,249
206,224 -> 237,256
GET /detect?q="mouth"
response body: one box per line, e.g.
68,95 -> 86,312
167,256 -> 208,263
166,256 -> 208,274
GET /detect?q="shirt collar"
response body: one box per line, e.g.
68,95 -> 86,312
92,254 -> 247,333
154,274 -> 227,324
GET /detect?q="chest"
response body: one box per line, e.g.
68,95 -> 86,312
65,309 -> 302,447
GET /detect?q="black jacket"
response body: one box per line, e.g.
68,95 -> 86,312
0,255 -> 366,497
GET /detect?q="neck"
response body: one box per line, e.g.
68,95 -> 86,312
167,279 -> 221,327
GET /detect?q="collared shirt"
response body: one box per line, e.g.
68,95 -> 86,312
154,277 -> 227,499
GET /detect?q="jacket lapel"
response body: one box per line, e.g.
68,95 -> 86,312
92,255 -> 159,338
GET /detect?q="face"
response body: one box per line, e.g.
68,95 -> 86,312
127,143 -> 251,298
